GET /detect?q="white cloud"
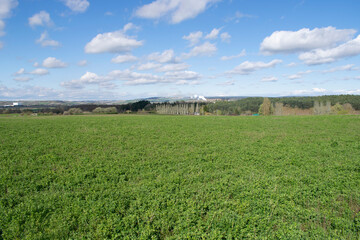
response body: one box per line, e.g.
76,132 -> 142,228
0,41 -> 2,49
220,49 -> 246,61
322,64 -> 357,73
205,28 -> 220,39
164,70 -> 201,80
228,59 -> 282,75
85,30 -> 143,54
292,88 -> 327,95
36,31 -> 60,47
30,68 -> 49,76
14,67 -> 25,75
61,72 -> 112,89
287,74 -> 301,80
175,80 -> 201,85
33,62 -> 39,67
226,11 -> 255,23
183,31 -> 203,46
29,11 -> 52,28
123,23 -> 140,33
299,35 -> 360,65
137,62 -> 162,71
148,49 -> 179,63
62,0 -> 89,13
182,41 -> 217,58
336,89 -> 360,94
0,0 -> 18,37
217,80 -> 235,86
111,54 -> 138,64
109,69 -> 166,85
13,76 -> 32,82
135,0 -> 219,24
61,68 -> 203,88
0,85 -> 59,99
220,32 -> 231,43
261,76 -> 278,82
77,60 -> 87,66
42,57 -> 67,68
287,70 -> 313,80
0,0 -> 18,19
156,63 -> 189,72
260,26 -> 356,55
0,20 -> 5,36
287,62 -> 297,67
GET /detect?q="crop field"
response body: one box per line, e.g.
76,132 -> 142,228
1,114 -> 360,239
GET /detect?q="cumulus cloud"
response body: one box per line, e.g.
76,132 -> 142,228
322,64 -> 357,73
183,31 -> 203,46
62,0 -> 89,13
148,49 -> 179,63
291,88 -> 327,95
260,27 -> 356,55
123,23 -> 140,33
182,41 -> 217,58
0,85 -> 59,99
0,19 -> 5,36
61,72 -> 112,89
77,60 -> 87,66
298,35 -> 360,65
61,68 -> 203,88
137,62 -> 162,71
287,70 -> 313,80
261,76 -> 278,82
109,69 -> 167,85
111,54 -> 138,64
14,67 -> 25,75
30,68 -> 49,76
0,0 -> 18,19
220,49 -> 246,61
217,80 -> 235,86
226,11 -> 255,23
164,70 -> 200,80
85,30 -> 143,54
156,63 -> 189,72
135,0 -> 219,24
42,57 -> 67,68
220,32 -> 231,43
205,28 -> 220,39
0,0 -> 18,37
13,76 -> 32,82
28,11 -> 52,27
228,59 -> 282,75
287,62 -> 297,67
36,31 -> 60,47
183,29 -> 229,45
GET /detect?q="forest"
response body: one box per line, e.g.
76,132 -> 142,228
1,95 -> 360,116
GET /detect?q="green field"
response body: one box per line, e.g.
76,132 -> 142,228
1,115 -> 360,239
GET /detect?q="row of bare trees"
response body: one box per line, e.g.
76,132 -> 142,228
156,103 -> 203,115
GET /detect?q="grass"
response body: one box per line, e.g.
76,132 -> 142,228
1,114 -> 360,239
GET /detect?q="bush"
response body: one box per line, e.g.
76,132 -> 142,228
63,108 -> 83,115
92,107 -> 118,114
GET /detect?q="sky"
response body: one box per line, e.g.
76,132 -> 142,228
1,0 -> 360,100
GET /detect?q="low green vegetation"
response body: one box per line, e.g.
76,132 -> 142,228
1,115 -> 360,239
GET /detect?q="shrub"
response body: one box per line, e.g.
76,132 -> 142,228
63,108 -> 83,115
92,107 -> 118,114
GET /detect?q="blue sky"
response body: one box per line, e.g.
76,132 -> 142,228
1,0 -> 360,100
